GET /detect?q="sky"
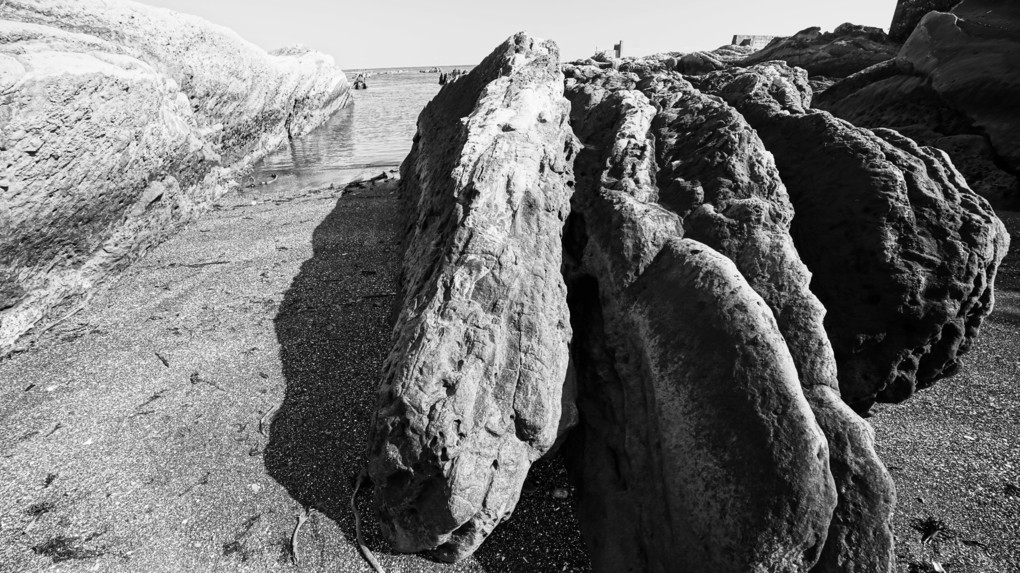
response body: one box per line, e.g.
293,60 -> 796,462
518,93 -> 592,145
141,0 -> 898,70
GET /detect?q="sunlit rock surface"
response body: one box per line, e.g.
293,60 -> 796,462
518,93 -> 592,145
0,0 -> 350,355
367,32 -> 577,562
739,23 -> 899,79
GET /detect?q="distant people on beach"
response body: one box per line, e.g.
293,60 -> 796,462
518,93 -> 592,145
352,73 -> 367,89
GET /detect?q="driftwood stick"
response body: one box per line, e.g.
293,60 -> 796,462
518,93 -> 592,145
352,471 -> 386,573
290,506 -> 310,564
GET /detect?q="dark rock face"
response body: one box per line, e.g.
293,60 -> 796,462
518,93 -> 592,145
817,1 -> 1020,208
692,62 -> 1010,411
564,64 -> 894,573
739,24 -> 898,79
368,33 -> 578,562
890,0 -> 961,42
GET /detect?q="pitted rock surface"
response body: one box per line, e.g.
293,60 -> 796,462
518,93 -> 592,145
367,32 -> 577,562
564,63 -> 895,573
374,32 -> 1010,573
561,78 -> 836,573
692,62 -> 1009,410
0,0 -> 350,355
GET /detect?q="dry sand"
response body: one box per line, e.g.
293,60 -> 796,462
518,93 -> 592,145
0,173 -> 1016,573
0,175 -> 589,573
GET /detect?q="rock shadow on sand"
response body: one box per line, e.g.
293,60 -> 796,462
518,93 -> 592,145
265,182 -> 399,543
264,180 -> 591,571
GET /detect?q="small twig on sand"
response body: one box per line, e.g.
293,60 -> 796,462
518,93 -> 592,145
155,352 -> 170,367
258,403 -> 281,437
179,260 -> 230,269
290,506 -> 310,565
352,471 -> 386,573
35,303 -> 87,338
362,292 -> 396,300
189,371 -> 225,392
137,390 -> 166,410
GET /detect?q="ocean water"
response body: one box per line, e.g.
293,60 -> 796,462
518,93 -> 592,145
249,67 -> 466,190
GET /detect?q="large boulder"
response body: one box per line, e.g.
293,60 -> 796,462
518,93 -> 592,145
561,78 -> 838,573
0,0 -> 350,356
367,33 -> 578,562
816,0 -> 1020,207
564,64 -> 895,573
889,0 -> 961,42
692,62 -> 1010,411
375,33 -> 1009,572
739,24 -> 899,79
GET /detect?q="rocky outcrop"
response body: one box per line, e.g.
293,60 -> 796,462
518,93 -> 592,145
890,0 -> 961,42
563,76 -> 832,573
367,33 -> 577,562
739,24 -> 899,79
0,0 -> 350,356
692,62 -> 1009,411
565,235 -> 836,572
816,0 -> 1020,208
374,31 -> 1009,573
563,64 -> 895,573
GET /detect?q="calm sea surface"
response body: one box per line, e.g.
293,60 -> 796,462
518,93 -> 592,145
250,67 -> 467,190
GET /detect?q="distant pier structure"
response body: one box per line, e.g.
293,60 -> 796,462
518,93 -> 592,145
731,34 -> 776,50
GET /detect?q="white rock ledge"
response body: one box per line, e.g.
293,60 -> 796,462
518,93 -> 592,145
0,0 -> 351,355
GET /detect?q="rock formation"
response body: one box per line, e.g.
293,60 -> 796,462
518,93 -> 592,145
889,0 -> 961,42
816,0 -> 1020,208
739,24 -> 899,79
373,28 -> 1009,573
0,0 -> 350,356
691,62 -> 1009,410
563,63 -> 894,573
368,33 -> 577,562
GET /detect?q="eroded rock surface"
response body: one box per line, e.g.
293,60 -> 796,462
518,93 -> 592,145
367,33 -> 577,562
692,62 -> 1009,410
739,24 -> 899,79
817,1 -> 1020,207
561,76 -> 838,573
0,0 -> 350,355
563,63 -> 894,573
375,30 -> 1010,573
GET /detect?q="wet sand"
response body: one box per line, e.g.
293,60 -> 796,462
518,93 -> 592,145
0,172 -> 1016,572
0,175 -> 590,572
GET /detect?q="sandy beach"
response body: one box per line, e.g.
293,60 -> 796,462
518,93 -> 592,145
871,210 -> 1020,573
0,175 -> 1015,573
0,174 -> 591,573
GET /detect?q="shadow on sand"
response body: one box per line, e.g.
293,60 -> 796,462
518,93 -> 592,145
264,181 -> 591,571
